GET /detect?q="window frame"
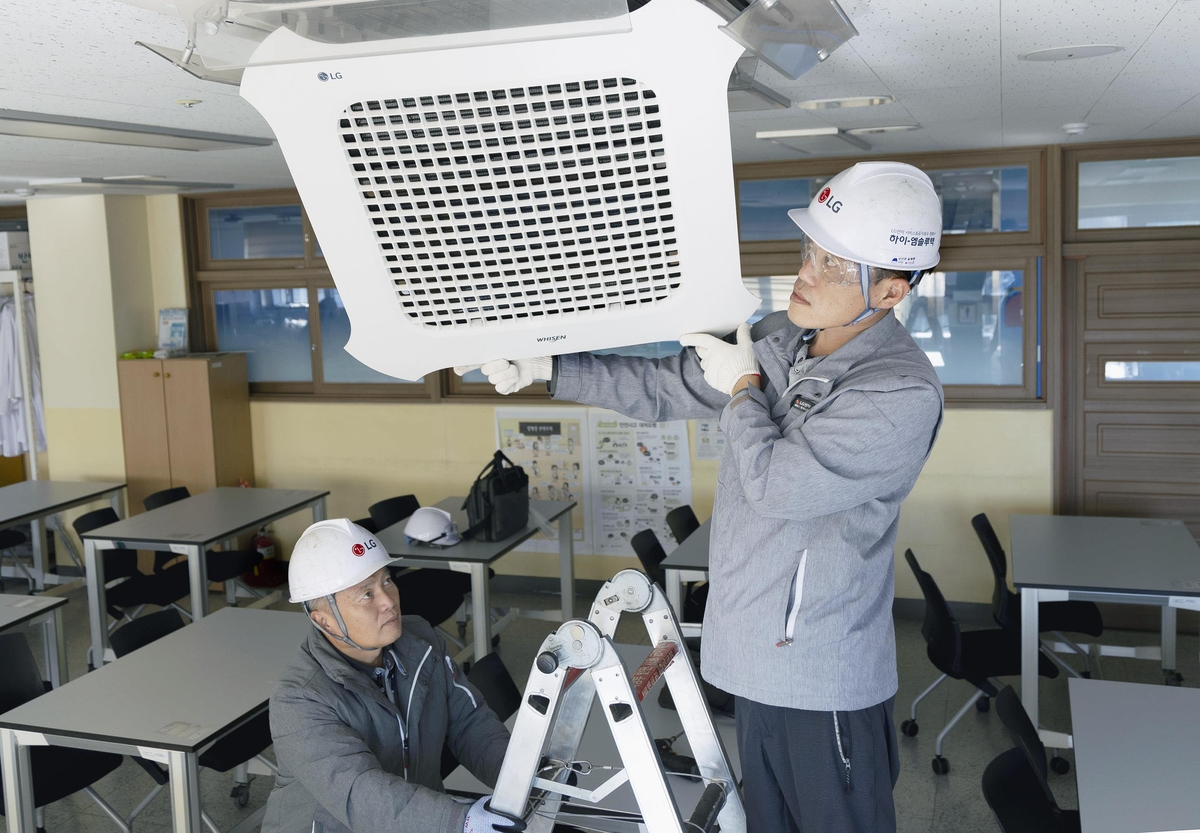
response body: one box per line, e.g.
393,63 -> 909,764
1064,138 -> 1200,244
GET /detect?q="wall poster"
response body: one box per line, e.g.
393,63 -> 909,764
693,419 -> 726,460
494,407 -> 589,553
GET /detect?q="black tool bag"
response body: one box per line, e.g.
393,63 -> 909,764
462,451 -> 529,541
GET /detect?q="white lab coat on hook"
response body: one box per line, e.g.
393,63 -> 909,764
0,294 -> 46,457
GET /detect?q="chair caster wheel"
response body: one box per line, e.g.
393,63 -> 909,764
900,719 -> 919,737
976,697 -> 990,713
492,634 -> 501,647
931,756 -> 949,775
231,783 -> 250,807
1050,756 -> 1070,775
1165,671 -> 1183,686
1081,670 -> 1091,679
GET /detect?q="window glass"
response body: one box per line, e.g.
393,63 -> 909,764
743,275 -> 795,323
738,177 -> 830,240
317,288 -> 420,384
208,205 -> 304,260
1079,156 -> 1200,229
214,288 -> 312,382
894,269 -> 1025,385
1105,361 -> 1200,381
930,166 -> 1029,233
0,219 -> 28,232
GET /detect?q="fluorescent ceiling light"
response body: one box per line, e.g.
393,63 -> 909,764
0,109 -> 273,152
846,124 -> 921,135
1019,44 -> 1123,61
755,126 -> 869,150
26,177 -> 234,194
796,95 -> 894,109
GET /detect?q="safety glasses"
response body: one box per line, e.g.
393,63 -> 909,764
798,232 -> 863,287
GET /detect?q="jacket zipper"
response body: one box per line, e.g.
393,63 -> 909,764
833,712 -> 851,793
776,549 -> 808,647
446,655 -> 478,708
401,646 -> 432,781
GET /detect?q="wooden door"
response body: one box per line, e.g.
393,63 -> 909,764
117,359 -> 171,513
162,358 -> 218,495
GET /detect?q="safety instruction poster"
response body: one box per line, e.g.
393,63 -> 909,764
693,420 -> 727,460
495,407 -> 589,553
589,411 -> 692,555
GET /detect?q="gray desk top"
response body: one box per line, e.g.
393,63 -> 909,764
0,593 -> 66,631
660,519 -> 711,571
1070,678 -> 1200,833
0,608 -> 309,753
0,480 -> 125,529
376,497 -> 575,565
1010,514 -> 1200,596
80,487 -> 329,547
445,643 -> 739,829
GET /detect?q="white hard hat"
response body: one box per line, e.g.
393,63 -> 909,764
404,507 -> 461,547
287,518 -> 400,604
788,161 -> 942,272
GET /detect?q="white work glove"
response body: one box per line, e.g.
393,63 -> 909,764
454,357 -> 552,395
677,323 -> 760,396
463,796 -> 526,832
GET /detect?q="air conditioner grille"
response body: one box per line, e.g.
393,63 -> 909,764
339,77 -> 681,329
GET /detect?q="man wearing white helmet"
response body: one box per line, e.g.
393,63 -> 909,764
462,162 -> 945,832
261,519 -> 520,833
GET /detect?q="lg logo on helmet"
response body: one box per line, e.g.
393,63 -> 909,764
818,188 -> 843,214
350,540 -> 377,557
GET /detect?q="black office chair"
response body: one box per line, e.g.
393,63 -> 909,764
665,505 -> 701,545
441,652 -> 523,778
902,549 -> 1059,774
368,494 -> 421,530
352,517 -> 380,534
630,529 -> 706,623
981,686 -> 1081,831
109,610 -> 277,810
73,508 -> 193,635
143,487 -> 264,602
0,633 -> 131,832
0,527 -> 32,592
973,513 -> 1104,678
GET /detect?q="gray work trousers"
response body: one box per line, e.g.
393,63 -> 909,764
735,695 -> 900,833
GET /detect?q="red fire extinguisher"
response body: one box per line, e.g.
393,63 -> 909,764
245,527 -> 285,588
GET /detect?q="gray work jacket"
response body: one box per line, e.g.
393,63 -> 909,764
553,311 -> 943,711
262,616 -> 509,833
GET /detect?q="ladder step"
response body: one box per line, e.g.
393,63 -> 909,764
631,641 -> 678,701
687,782 -> 727,833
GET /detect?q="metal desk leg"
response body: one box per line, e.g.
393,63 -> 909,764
85,538 -> 109,667
29,516 -> 45,590
43,607 -> 66,687
558,510 -> 575,623
312,497 -> 327,523
187,544 -> 209,620
664,568 -> 683,618
1,729 -> 36,833
110,490 -> 125,519
470,563 -> 491,661
1161,604 -> 1178,673
1020,587 -> 1040,730
166,750 -> 203,833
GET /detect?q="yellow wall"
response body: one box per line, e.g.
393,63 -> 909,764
145,194 -> 189,312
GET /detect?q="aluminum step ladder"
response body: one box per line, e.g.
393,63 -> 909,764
490,569 -> 745,833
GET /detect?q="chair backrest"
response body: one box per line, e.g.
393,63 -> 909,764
109,608 -> 187,658
467,652 -> 523,723
72,508 -> 138,579
630,529 -> 667,587
143,486 -> 191,512
994,686 -> 1058,805
368,495 -> 421,530
352,517 -> 380,534
981,747 -> 1064,833
0,633 -> 47,713
904,549 -> 961,676
665,505 -> 700,544
972,513 -> 1015,628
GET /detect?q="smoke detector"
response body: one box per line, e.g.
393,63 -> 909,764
240,0 -> 759,380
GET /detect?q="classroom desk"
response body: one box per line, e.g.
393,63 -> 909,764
375,497 -> 575,662
1069,678 -> 1200,833
445,642 -> 740,833
1011,514 -> 1200,749
0,607 -> 309,833
0,480 -> 125,590
79,487 -> 327,665
0,593 -> 67,687
661,518 -> 710,632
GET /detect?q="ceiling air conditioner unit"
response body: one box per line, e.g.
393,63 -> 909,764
239,0 -> 759,380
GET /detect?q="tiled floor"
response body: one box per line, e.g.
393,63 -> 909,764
1,583 -> 1196,833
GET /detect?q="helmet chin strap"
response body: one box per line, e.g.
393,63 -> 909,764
303,596 -> 371,652
841,264 -> 925,328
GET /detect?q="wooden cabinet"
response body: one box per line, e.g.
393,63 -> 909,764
117,354 -> 254,513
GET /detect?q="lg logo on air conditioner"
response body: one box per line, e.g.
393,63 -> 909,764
317,71 -> 343,82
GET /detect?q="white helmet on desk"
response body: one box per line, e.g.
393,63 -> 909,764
404,507 -> 461,547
